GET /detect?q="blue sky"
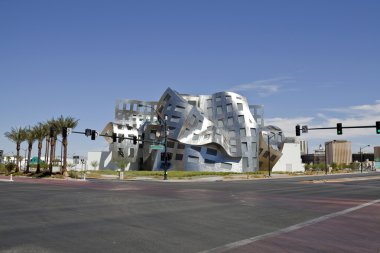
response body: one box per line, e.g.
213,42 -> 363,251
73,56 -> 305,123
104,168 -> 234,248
1,0 -> 379,158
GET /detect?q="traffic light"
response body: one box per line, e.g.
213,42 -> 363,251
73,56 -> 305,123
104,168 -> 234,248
376,121 -> 380,134
133,136 -> 137,145
112,133 -> 117,142
62,127 -> 67,138
118,134 -> 124,143
91,130 -> 96,140
85,129 -> 92,137
337,123 -> 343,135
295,125 -> 300,136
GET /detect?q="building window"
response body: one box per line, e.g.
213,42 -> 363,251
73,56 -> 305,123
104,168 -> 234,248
240,128 -> 246,137
230,139 -> 236,145
230,147 -> 237,153
170,116 -> 180,123
177,143 -> 185,149
250,128 -> 256,137
270,155 -> 276,161
215,96 -> 221,102
221,163 -> 232,170
218,119 -> 224,127
216,106 -> 223,114
192,134 -> 199,141
167,141 -> 175,148
243,157 -> 249,169
237,103 -> 243,111
227,117 -> 234,126
252,142 -> 257,155
206,99 -> 212,107
205,159 -> 215,164
175,105 -> 185,113
206,148 -> 217,156
175,154 -> 183,160
242,142 -> 248,152
188,101 -> 196,107
226,104 -> 232,112
263,151 -> 269,158
188,156 -> 199,163
191,145 -> 202,152
238,115 -> 245,124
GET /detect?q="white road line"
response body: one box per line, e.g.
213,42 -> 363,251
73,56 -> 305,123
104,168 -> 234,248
198,198 -> 380,253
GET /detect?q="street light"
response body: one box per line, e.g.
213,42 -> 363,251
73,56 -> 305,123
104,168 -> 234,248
360,145 -> 370,173
138,104 -> 169,180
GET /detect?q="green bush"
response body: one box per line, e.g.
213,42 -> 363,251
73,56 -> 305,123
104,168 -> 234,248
5,162 -> 16,173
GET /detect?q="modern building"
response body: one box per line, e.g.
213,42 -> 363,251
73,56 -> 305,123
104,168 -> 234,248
325,140 -> 352,165
93,88 -> 289,172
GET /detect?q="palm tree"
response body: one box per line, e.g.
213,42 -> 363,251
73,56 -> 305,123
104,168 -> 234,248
4,127 -> 27,173
33,123 -> 46,174
43,122 -> 50,166
47,118 -> 59,174
55,115 -> 79,176
25,126 -> 37,173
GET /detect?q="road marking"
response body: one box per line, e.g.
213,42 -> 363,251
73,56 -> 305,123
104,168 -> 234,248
198,198 -> 380,253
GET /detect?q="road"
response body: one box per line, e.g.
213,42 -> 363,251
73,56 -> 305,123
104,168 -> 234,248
0,173 -> 379,253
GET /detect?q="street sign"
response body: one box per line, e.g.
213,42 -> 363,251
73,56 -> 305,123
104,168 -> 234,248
150,145 -> 164,150
302,125 -> 308,133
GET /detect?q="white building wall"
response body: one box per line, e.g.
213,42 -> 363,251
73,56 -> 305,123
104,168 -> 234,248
272,142 -> 304,173
87,151 -> 114,170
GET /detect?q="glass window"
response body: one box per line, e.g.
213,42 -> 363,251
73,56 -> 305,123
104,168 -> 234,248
240,128 -> 246,137
242,142 -> 248,152
175,154 -> 183,160
237,103 -> 243,111
217,119 -> 224,127
238,115 -> 245,124
177,143 -> 185,149
206,99 -> 212,107
167,141 -> 175,148
250,128 -> 256,137
251,142 -> 257,155
205,159 -> 215,164
226,104 -> 233,113
192,134 -> 199,141
216,106 -> 223,114
243,157 -> 249,169
215,96 -> 221,102
170,116 -> 180,123
221,163 -> 232,170
188,156 -> 199,163
191,145 -> 202,152
206,148 -> 217,156
175,106 -> 185,113
230,147 -> 237,153
227,117 -> 234,126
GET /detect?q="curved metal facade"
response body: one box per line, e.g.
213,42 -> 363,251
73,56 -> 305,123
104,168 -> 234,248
102,88 -> 285,172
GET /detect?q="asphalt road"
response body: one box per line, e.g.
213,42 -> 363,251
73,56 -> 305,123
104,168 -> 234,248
0,173 -> 379,253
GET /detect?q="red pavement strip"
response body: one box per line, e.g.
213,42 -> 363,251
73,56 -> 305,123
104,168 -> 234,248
200,200 -> 380,253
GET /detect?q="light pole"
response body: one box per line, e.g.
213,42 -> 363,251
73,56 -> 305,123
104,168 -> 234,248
360,145 -> 370,173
